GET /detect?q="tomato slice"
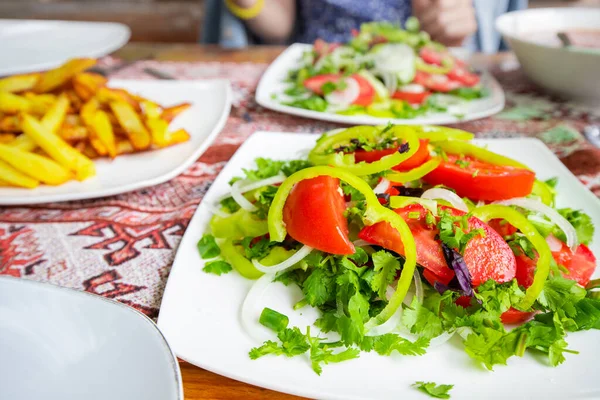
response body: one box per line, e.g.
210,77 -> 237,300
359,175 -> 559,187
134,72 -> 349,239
350,74 -> 375,106
423,154 -> 535,201
419,47 -> 444,66
553,242 -> 597,287
313,39 -> 341,58
447,66 -> 480,87
283,176 -> 354,255
391,90 -> 431,105
352,139 -> 430,171
501,308 -> 535,324
358,205 -> 516,286
413,71 -> 462,93
303,74 -> 374,106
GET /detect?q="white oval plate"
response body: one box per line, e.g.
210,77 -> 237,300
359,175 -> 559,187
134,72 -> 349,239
0,79 -> 231,205
0,276 -> 182,400
158,131 -> 600,400
0,19 -> 130,76
256,44 -> 505,126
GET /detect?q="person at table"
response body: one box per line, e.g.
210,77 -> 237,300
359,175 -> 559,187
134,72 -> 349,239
201,0 -> 527,53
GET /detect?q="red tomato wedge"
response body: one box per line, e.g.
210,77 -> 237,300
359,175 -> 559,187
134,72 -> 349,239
352,139 -> 430,171
303,74 -> 374,106
501,308 -> 535,324
413,71 -> 462,93
423,154 -> 536,201
419,47 -> 444,66
448,65 -> 480,87
512,240 -> 596,288
283,176 -> 354,255
358,205 -> 517,286
391,90 -> 431,105
313,39 -> 341,58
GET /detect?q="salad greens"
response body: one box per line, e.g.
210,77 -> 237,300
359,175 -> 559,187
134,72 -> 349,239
280,20 -> 486,119
196,124 -> 599,394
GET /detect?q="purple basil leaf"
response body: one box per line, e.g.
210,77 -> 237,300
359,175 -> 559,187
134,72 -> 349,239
394,186 -> 424,198
441,243 -> 474,297
434,281 -> 450,294
398,142 -> 410,154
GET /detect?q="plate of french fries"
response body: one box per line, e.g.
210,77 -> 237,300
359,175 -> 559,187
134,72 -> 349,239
0,58 -> 231,205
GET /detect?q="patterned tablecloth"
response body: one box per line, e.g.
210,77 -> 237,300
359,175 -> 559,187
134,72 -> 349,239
1,59 -> 600,319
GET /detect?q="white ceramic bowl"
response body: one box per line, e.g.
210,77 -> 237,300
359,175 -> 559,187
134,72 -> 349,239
0,277 -> 183,400
496,8 -> 600,102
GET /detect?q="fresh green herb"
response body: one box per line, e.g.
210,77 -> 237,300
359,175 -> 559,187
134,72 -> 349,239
432,145 -> 448,161
197,234 -> 220,259
253,185 -> 279,219
202,260 -> 232,275
220,196 -> 240,213
505,234 -> 536,259
370,251 -> 402,299
413,381 -> 454,399
449,86 -> 488,100
283,96 -> 328,112
283,85 -> 308,96
437,210 -> 485,254
557,208 -> 594,245
259,307 -> 289,332
249,327 -> 310,359
408,211 -> 421,219
239,236 -> 276,260
471,169 -> 479,178
454,159 -> 470,169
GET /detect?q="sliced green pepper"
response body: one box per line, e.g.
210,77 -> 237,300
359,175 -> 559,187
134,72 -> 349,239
435,140 -> 530,169
531,179 -> 555,206
267,165 -> 417,329
409,126 -> 474,142
309,125 -> 419,176
416,57 -> 454,75
386,157 -> 441,183
210,209 -> 268,239
220,239 -> 263,279
389,196 -> 437,214
471,205 -> 551,310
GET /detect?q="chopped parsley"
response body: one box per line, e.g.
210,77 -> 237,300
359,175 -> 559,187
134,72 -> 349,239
413,381 -> 454,399
437,209 -> 485,254
202,260 -> 232,275
197,234 -> 220,259
454,158 -> 470,169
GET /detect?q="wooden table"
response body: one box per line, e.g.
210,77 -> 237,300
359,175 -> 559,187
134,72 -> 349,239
112,43 -> 511,400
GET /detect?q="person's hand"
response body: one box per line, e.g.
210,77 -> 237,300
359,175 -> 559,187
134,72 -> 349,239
412,0 -> 477,46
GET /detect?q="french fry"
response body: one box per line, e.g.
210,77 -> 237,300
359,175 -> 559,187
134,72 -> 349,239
0,73 -> 39,93
90,137 -> 108,156
116,139 -> 134,155
81,143 -> 99,159
109,101 -> 151,150
34,58 -> 96,93
0,92 -> 31,114
165,128 -> 191,146
0,143 -> 71,185
23,93 -> 56,115
41,93 -> 70,134
140,99 -> 162,119
0,133 -> 16,143
147,118 -> 169,147
21,114 -> 95,181
96,87 -> 140,111
72,72 -> 107,101
60,126 -> 89,141
90,110 -> 116,158
0,115 -> 20,132
7,134 -> 37,152
161,103 -> 191,122
80,97 -> 99,127
0,177 -> 13,187
0,159 -> 39,188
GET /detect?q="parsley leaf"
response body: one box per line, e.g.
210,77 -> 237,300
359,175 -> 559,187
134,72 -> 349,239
197,234 -> 220,259
202,260 -> 232,275
303,268 -> 336,307
370,250 -> 401,299
402,297 -> 444,339
239,236 -> 276,260
220,196 -> 240,213
556,208 -> 594,246
372,334 -> 429,356
437,210 -> 484,254
307,328 -> 360,375
413,381 -> 454,399
249,327 -> 310,360
253,185 -> 278,219
505,234 -> 536,259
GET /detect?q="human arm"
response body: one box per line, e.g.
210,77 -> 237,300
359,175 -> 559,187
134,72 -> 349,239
412,0 -> 477,46
227,0 -> 296,43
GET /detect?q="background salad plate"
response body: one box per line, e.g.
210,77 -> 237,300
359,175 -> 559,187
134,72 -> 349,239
256,44 -> 505,126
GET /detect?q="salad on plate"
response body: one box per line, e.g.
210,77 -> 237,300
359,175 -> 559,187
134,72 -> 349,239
197,124 -> 599,395
280,20 -> 487,120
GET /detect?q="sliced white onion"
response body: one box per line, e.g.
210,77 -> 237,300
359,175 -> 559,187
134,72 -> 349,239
352,239 -> 372,247
241,273 -> 276,342
428,331 -> 455,348
252,245 -> 313,274
225,175 -> 287,212
231,180 -> 258,211
366,300 -> 403,337
456,326 -> 473,340
399,83 -> 425,93
546,234 -> 563,252
203,201 -> 231,218
413,269 -> 424,305
325,77 -> 360,107
374,178 -> 391,195
421,188 -> 469,212
495,197 -> 578,251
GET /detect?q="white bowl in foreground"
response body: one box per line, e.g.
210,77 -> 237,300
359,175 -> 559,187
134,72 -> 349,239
496,7 -> 600,102
0,277 -> 182,400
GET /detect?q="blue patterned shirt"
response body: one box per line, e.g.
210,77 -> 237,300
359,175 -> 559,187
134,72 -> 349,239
294,0 -> 412,43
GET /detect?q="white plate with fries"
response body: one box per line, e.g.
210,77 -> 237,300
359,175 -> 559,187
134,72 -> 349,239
0,59 -> 231,205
